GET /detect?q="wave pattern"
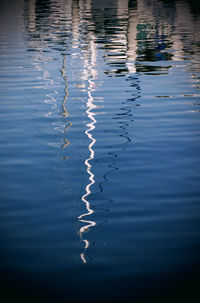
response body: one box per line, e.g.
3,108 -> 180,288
0,0 -> 200,302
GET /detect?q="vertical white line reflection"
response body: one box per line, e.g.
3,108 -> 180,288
60,53 -> 72,151
60,55 -> 69,118
78,4 -> 97,262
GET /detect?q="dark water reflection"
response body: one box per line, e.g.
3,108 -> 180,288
0,0 -> 200,302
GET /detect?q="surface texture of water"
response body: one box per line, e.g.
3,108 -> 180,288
0,0 -> 200,302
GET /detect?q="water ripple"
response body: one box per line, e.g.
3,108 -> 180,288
1,0 -> 200,302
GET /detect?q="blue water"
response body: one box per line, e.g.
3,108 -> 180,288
0,0 -> 200,302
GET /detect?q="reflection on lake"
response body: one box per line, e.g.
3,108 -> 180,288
0,0 -> 200,302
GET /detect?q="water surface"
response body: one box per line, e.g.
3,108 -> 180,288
0,0 -> 200,302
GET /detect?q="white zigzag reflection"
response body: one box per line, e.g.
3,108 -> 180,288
78,37 -> 97,264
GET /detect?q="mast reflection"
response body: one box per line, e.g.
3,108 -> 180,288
60,53 -> 72,151
78,0 -> 97,264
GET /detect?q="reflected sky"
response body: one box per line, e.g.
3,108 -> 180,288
22,0 -> 200,263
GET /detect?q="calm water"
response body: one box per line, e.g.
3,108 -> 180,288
0,0 -> 200,302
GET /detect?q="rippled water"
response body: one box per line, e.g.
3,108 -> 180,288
0,0 -> 200,302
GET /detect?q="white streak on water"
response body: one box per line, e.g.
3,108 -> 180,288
78,16 -> 97,262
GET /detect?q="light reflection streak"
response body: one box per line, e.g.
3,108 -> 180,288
60,54 -> 70,119
78,18 -> 97,263
60,53 -> 72,152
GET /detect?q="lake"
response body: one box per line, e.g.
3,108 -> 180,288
0,0 -> 200,302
